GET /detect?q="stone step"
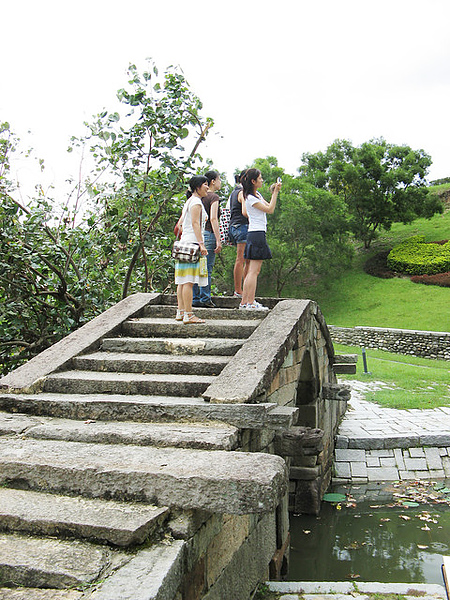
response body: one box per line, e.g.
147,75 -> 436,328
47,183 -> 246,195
43,370 -> 214,397
0,532 -> 126,589
72,351 -> 229,376
24,417 -> 240,451
100,336 -> 245,356
0,488 -> 168,546
0,393 -> 281,429
142,304 -> 264,320
121,317 -> 260,339
0,438 -> 287,514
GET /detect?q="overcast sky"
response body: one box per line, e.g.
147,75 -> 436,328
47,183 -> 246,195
2,0 -> 450,199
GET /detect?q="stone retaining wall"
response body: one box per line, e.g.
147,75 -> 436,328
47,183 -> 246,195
329,325 -> 450,361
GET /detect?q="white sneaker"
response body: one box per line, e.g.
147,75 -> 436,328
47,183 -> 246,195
246,301 -> 269,311
239,303 -> 248,309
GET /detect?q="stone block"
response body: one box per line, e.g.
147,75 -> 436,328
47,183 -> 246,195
335,448 -> 365,462
87,539 -> 186,600
0,438 -> 287,515
290,466 -> 321,481
0,488 -> 169,547
367,467 -> 399,481
404,458 -> 428,471
202,513 -> 276,600
205,514 -> 251,588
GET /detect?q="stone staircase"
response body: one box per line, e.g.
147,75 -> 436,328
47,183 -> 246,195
0,295 -> 290,599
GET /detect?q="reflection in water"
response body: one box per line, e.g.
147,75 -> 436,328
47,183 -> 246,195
289,484 -> 450,584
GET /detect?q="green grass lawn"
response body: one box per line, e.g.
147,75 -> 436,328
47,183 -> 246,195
335,343 -> 450,410
309,207 -> 450,332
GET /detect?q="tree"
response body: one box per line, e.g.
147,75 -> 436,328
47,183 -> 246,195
299,139 -> 443,248
247,157 -> 353,296
0,62 -> 212,375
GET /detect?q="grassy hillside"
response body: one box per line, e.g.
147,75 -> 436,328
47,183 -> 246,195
307,195 -> 450,332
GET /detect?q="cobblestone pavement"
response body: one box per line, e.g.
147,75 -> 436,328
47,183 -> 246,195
334,381 -> 450,484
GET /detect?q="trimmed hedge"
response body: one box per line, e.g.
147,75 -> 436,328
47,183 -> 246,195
387,236 -> 450,275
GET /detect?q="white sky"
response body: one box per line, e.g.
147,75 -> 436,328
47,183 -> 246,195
2,0 -> 450,199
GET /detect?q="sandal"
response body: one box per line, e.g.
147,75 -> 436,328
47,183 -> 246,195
175,309 -> 184,321
183,312 -> 205,324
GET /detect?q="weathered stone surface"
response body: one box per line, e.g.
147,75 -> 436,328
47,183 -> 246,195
202,512 -> 276,600
25,418 -> 239,451
333,354 -> 358,364
274,427 -> 324,457
0,393 -> 276,429
122,318 -> 260,340
101,336 -> 245,356
0,438 -> 288,514
0,532 -> 123,589
0,412 -> 43,435
0,488 -> 169,546
0,293 -> 158,392
0,588 -> 83,599
85,540 -> 186,600
143,305 -> 263,321
43,370 -> 214,397
203,300 -> 314,403
332,363 -> 357,375
73,351 -> 229,376
265,406 -> 299,430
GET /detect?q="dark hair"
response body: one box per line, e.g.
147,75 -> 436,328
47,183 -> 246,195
204,170 -> 219,185
242,168 -> 261,198
187,175 -> 208,199
235,170 -> 247,185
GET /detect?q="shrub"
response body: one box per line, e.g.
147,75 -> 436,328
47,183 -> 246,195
411,272 -> 450,287
387,236 -> 450,275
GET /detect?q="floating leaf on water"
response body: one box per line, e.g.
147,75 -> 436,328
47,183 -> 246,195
399,515 -> 411,520
323,493 -> 347,503
303,530 -> 311,534
417,545 -> 429,549
380,518 -> 391,522
421,525 -> 431,531
402,501 -> 420,507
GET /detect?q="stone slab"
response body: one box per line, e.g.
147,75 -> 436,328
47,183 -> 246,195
0,532 -> 125,589
0,293 -> 158,392
25,418 -> 240,451
0,393 -> 276,429
0,438 -> 287,514
43,370 -> 214,397
0,488 -> 169,546
122,318 -> 259,340
0,412 -> 43,435
86,540 -> 185,600
101,336 -> 245,356
73,351 -> 229,376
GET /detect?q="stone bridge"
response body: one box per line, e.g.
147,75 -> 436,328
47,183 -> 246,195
0,294 -> 350,600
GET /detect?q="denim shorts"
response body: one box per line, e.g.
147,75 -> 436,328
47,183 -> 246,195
229,223 -> 248,245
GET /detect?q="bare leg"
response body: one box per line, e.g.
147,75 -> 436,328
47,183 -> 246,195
181,283 -> 194,313
242,260 -> 262,305
233,243 -> 246,295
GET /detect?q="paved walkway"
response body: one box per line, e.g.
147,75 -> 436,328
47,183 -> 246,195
334,381 -> 450,483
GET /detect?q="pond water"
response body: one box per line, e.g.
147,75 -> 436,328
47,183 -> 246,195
289,480 -> 450,585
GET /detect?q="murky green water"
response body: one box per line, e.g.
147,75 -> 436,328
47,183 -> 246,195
289,481 -> 450,585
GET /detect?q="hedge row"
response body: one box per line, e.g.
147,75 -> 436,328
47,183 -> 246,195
387,236 -> 450,275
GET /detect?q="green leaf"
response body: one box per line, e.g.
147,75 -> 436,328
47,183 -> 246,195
323,493 -> 347,503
